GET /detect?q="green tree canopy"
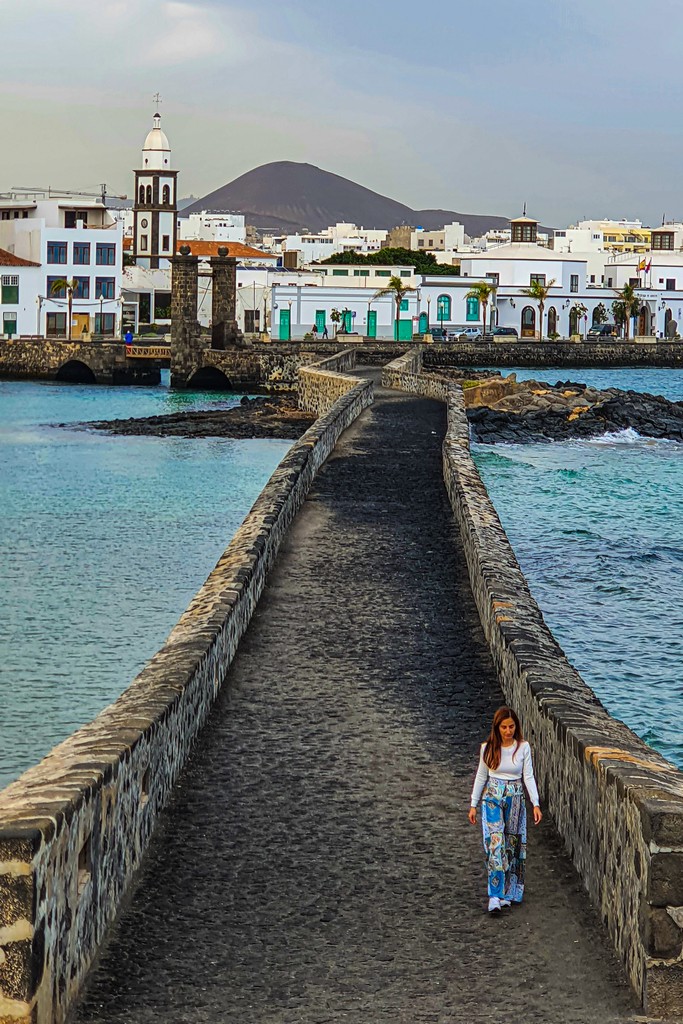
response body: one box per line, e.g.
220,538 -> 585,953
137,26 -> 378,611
321,247 -> 457,275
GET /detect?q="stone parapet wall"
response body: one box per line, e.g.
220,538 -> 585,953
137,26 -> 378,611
0,339 -> 130,384
424,339 -> 683,368
0,364 -> 373,1024
298,349 -> 369,416
384,348 -> 683,1019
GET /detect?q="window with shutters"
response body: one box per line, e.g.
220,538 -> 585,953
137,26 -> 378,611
1,275 -> 19,303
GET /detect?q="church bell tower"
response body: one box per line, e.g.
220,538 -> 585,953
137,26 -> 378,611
133,111 -> 178,269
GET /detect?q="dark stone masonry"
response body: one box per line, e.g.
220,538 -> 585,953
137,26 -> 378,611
70,371 -> 637,1024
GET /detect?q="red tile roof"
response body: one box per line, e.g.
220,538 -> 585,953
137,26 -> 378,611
176,240 -> 277,260
122,238 -> 277,261
0,247 -> 40,267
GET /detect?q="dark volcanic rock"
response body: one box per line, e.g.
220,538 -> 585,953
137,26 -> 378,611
73,395 -> 315,440
466,383 -> 683,444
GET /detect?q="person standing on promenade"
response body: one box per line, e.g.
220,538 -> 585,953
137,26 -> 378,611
468,706 -> 542,913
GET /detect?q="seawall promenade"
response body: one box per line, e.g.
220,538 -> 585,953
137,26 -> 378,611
69,370 -> 636,1023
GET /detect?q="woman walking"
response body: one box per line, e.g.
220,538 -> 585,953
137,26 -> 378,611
469,706 -> 542,913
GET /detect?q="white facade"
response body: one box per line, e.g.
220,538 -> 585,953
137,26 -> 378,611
0,255 -> 44,337
271,283 -> 419,340
178,211 -> 246,244
0,195 -> 123,337
412,222 -> 465,252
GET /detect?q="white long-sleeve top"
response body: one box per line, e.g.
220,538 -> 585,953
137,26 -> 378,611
470,741 -> 540,808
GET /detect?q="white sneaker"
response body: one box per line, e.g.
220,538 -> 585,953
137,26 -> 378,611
500,899 -> 511,908
488,897 -> 501,913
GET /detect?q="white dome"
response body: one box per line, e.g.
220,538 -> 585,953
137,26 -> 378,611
141,114 -> 171,170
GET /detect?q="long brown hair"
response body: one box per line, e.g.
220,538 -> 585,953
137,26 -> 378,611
483,706 -> 523,770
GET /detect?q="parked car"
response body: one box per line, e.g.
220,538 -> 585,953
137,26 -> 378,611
587,323 -> 618,337
458,326 -> 483,340
490,326 -> 519,337
429,327 -> 448,341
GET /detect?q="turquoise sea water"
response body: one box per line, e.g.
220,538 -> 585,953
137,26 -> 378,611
472,367 -> 683,767
0,381 -> 293,789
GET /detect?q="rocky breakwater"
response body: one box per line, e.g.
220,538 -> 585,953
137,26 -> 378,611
79,395 -> 315,440
436,370 -> 683,443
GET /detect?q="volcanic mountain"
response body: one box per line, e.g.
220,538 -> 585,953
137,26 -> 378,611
183,162 -> 512,236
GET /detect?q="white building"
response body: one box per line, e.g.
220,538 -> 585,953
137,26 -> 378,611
0,192 -> 123,337
271,282 -> 419,340
278,222 -> 388,265
178,211 -> 246,244
0,249 -> 43,338
132,112 -> 178,269
411,222 -> 465,252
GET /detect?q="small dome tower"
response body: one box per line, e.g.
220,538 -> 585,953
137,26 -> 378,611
133,111 -> 178,269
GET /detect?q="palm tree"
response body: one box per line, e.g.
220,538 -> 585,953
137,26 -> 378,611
466,281 -> 496,338
613,282 -> 640,340
373,275 -> 416,340
50,278 -> 79,341
521,278 -> 556,340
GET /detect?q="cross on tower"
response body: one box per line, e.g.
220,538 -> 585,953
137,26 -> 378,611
153,92 -> 162,108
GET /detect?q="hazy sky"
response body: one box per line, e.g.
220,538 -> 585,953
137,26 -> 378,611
0,0 -> 680,225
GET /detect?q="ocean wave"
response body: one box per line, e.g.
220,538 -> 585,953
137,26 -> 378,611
586,428 -> 682,448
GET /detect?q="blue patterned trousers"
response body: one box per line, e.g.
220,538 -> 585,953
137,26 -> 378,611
481,779 -> 527,902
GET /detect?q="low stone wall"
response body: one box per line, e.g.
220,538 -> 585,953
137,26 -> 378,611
424,339 -> 683,369
0,339 -> 132,384
383,348 -> 683,1019
298,348 -> 363,416
0,365 -> 373,1024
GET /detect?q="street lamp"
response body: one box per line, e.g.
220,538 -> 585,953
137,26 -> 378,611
426,294 -> 431,330
287,299 -> 292,342
36,295 -> 44,338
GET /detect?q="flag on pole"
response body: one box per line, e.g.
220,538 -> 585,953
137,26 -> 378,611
637,258 -> 647,271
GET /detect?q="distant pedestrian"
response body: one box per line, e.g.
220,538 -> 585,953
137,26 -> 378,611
124,329 -> 133,346
311,324 -> 318,339
322,324 -> 329,339
469,706 -> 542,913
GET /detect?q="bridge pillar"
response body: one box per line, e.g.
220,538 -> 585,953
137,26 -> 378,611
171,247 -> 202,386
210,247 -> 246,350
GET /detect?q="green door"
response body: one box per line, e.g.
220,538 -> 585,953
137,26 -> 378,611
395,318 -> 413,341
418,312 -> 428,334
343,310 -> 353,333
367,309 -> 377,338
315,310 -> 326,333
279,308 -> 291,341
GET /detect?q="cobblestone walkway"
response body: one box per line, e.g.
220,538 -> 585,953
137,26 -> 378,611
72,377 -> 640,1024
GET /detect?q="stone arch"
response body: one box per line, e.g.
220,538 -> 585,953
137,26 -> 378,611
139,185 -> 145,204
547,306 -> 557,335
55,360 -> 97,384
187,366 -> 233,390
146,185 -> 152,204
162,184 -> 171,205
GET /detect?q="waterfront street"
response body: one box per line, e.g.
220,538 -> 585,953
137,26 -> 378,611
72,374 -> 638,1024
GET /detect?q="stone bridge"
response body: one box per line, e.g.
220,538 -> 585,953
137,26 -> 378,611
0,338 -> 167,385
2,351 -> 683,1023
